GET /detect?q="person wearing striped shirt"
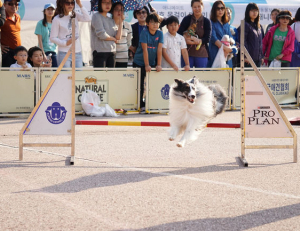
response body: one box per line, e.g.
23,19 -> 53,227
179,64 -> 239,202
111,2 -> 132,67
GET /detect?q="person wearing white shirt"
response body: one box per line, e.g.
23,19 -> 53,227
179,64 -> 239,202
10,46 -> 32,71
50,0 -> 90,68
162,16 -> 190,71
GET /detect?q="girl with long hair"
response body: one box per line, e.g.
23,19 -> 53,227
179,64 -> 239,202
50,0 -> 90,68
34,3 -> 57,67
207,0 -> 232,67
238,3 -> 264,67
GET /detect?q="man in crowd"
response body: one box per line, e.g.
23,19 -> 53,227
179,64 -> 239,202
1,0 -> 21,67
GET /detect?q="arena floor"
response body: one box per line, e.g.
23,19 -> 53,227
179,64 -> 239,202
1,109 -> 300,230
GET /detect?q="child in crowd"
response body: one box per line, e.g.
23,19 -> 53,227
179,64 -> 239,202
10,46 -> 32,70
50,0 -> 90,68
162,16 -> 190,71
133,13 -> 163,113
27,46 -> 52,68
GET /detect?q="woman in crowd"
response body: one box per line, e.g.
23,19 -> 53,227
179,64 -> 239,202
28,46 -> 52,68
35,3 -> 58,67
0,0 -> 6,66
207,0 -> 232,67
111,2 -> 132,68
50,0 -> 90,68
129,6 -> 149,55
91,0 -> 122,67
263,10 -> 295,67
178,0 -> 211,68
238,3 -> 264,67
266,8 -> 280,33
291,7 -> 300,67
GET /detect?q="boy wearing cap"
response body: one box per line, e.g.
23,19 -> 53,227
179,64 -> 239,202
34,3 -> 58,67
263,10 -> 295,67
1,0 -> 21,67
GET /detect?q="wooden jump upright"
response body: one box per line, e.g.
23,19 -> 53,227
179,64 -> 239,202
19,19 -> 76,165
239,20 -> 297,167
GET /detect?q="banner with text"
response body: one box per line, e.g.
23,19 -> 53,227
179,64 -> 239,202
40,69 -> 139,111
245,75 -> 293,138
234,69 -> 299,108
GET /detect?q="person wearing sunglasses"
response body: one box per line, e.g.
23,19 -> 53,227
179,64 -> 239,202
129,6 -> 150,55
1,0 -> 21,68
263,10 -> 295,68
50,0 -> 91,68
207,0 -> 233,68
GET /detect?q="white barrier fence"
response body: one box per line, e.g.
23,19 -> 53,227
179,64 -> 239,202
146,68 -> 232,113
39,68 -> 140,112
0,67 -> 299,115
233,68 -> 300,109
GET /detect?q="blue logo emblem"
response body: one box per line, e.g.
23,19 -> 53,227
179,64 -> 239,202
161,84 -> 170,100
45,102 -> 67,124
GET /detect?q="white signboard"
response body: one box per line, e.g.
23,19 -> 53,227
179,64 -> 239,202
24,74 -> 72,135
0,70 -> 35,113
245,75 -> 293,138
41,70 -> 139,111
147,69 -> 231,111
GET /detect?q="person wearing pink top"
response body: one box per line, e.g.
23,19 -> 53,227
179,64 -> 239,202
262,10 -> 295,67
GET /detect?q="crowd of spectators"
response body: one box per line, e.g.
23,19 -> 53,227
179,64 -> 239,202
0,0 -> 300,71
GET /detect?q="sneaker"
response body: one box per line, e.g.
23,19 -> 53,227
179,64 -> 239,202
139,107 -> 146,114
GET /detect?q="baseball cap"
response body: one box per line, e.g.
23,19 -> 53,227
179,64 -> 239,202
44,3 -> 56,10
4,0 -> 20,2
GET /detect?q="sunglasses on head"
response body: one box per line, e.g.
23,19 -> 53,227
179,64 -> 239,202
137,10 -> 147,15
65,1 -> 75,6
216,6 -> 225,11
7,2 -> 19,6
279,16 -> 290,20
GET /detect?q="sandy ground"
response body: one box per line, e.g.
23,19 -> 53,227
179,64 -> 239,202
1,109 -> 300,230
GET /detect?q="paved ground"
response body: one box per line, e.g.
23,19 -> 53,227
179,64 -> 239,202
1,109 -> 300,230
